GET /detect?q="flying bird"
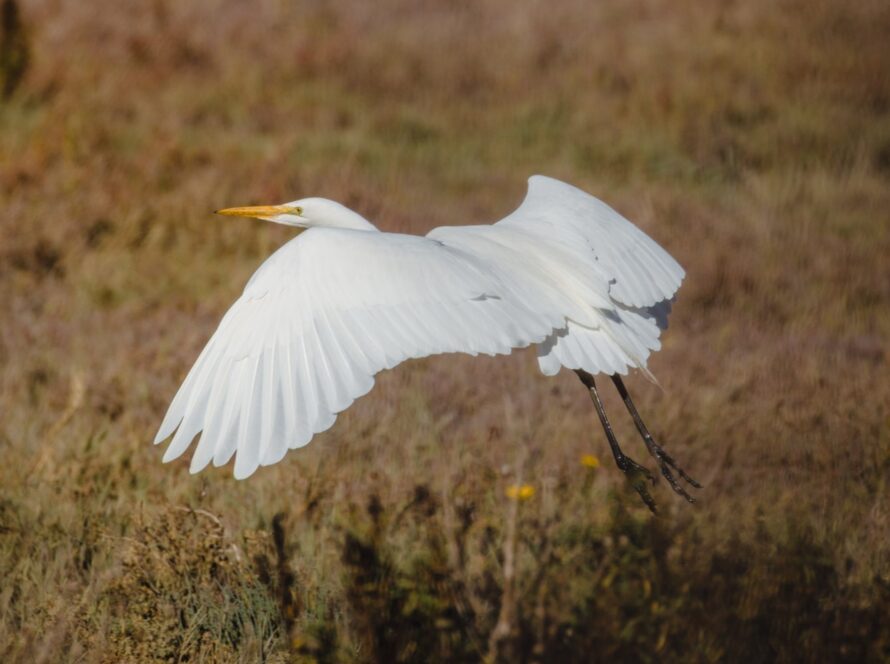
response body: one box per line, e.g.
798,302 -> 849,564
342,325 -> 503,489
155,176 -> 699,511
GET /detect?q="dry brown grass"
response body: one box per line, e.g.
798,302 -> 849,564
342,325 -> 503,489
1,0 -> 889,661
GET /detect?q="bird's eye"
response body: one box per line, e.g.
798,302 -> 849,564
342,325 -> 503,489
294,206 -> 303,216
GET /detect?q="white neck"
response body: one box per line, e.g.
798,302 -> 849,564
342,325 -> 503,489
300,198 -> 379,231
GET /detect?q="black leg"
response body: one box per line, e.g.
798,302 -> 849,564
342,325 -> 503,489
610,374 -> 702,502
575,370 -> 658,513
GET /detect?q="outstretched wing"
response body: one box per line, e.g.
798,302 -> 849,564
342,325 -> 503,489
457,175 -> 685,378
154,227 -> 557,479
497,175 -> 684,308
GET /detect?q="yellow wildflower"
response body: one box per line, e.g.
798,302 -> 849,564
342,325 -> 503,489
505,484 -> 535,500
581,454 -> 601,469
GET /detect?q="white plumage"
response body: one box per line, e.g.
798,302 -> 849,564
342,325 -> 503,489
155,175 -> 684,479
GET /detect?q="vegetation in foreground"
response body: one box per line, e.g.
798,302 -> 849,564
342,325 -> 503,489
1,0 -> 889,661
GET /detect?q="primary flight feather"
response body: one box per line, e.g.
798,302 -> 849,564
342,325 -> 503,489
155,175 -> 697,509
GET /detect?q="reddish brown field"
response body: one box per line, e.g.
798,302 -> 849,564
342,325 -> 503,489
1,0 -> 889,661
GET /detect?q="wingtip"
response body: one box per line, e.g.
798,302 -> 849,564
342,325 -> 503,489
232,463 -> 257,481
161,446 -> 175,463
231,448 -> 260,480
189,456 -> 210,475
153,418 -> 180,445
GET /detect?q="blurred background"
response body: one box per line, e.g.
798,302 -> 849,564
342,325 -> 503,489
1,0 -> 888,661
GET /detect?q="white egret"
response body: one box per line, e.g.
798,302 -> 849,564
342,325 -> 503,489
155,175 -> 699,511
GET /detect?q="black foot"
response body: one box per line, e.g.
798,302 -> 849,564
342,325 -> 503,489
615,452 -> 658,513
648,441 -> 701,503
610,374 -> 702,504
576,370 -> 660,513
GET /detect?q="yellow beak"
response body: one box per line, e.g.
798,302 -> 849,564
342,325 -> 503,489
215,205 -> 299,220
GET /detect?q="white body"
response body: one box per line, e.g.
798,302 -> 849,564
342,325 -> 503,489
155,176 -> 684,478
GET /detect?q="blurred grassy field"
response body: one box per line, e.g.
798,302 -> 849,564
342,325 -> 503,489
1,0 -> 889,661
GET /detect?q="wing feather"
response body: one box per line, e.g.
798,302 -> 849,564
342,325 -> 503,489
497,175 -> 684,308
466,175 -> 685,377
156,226 -> 553,478
257,346 -> 277,465
292,326 -> 317,444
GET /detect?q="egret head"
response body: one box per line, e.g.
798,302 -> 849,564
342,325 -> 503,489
216,197 -> 377,231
